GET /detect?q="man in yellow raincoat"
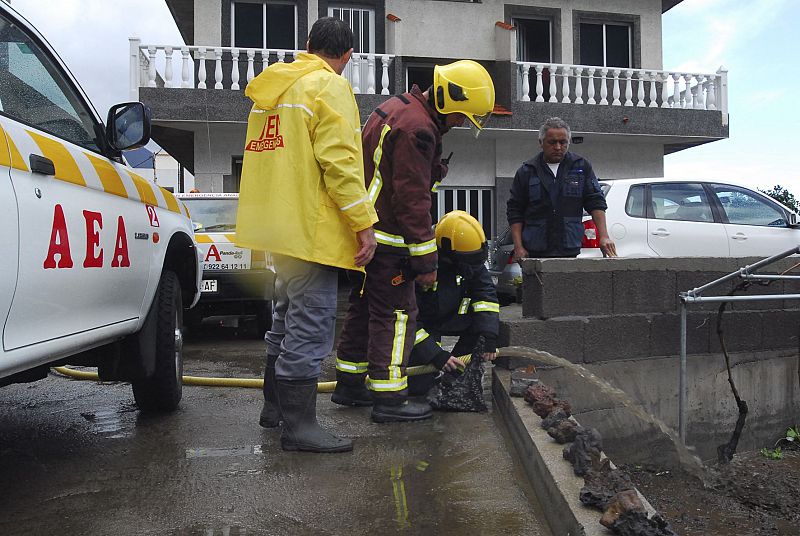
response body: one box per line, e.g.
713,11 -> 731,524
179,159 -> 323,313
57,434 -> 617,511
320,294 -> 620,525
236,17 -> 378,453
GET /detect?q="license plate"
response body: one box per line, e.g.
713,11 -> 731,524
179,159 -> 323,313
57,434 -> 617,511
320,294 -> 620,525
491,276 -> 499,286
201,279 -> 218,292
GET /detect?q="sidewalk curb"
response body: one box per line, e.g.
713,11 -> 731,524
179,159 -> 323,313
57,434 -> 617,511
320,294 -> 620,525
492,367 -> 656,536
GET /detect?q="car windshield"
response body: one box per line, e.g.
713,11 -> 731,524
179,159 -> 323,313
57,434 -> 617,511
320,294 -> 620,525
183,198 -> 238,232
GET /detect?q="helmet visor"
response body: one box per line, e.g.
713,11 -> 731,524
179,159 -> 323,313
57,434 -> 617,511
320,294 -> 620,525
468,112 -> 492,138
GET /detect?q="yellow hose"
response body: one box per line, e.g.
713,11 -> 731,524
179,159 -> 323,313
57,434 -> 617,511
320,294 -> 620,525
52,353 -> 475,392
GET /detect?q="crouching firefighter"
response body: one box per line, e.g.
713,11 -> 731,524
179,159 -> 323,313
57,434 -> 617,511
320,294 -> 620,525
408,211 -> 500,397
333,60 -> 496,422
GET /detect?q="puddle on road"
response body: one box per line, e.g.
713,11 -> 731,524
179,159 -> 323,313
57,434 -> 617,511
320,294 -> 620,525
173,524 -> 248,535
185,444 -> 264,459
80,409 -> 131,439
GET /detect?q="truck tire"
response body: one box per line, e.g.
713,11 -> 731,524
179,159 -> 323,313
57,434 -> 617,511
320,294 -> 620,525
133,270 -> 183,412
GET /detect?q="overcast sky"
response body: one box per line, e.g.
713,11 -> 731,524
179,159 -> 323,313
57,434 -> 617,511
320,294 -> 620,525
8,0 -> 799,198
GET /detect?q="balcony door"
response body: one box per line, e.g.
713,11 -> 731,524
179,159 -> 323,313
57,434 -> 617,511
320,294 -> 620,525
329,6 -> 375,91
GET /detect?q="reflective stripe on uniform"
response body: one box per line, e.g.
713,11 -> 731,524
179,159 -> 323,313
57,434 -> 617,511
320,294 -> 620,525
408,239 -> 436,256
458,298 -> 471,315
367,376 -> 408,392
431,181 -> 441,193
414,328 -> 429,346
456,275 -> 463,286
340,194 -> 371,211
472,301 -> 500,313
389,309 -> 408,379
367,124 -> 392,203
375,230 -> 435,257
336,358 -> 369,374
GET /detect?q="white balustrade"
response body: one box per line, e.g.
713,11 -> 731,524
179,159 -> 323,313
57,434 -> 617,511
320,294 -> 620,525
513,61 -> 727,115
520,64 -> 530,102
133,43 -> 395,95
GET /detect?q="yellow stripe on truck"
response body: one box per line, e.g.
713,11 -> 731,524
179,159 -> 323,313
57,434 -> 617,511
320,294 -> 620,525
28,130 -> 85,186
127,170 -> 158,206
0,124 -> 28,172
85,152 -> 127,199
160,186 -> 181,213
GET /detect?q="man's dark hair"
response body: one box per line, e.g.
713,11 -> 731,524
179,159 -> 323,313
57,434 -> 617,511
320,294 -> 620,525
308,17 -> 353,58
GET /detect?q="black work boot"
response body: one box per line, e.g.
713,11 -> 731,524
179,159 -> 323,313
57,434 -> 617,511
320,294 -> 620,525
331,377 -> 373,407
371,398 -> 433,423
276,378 -> 353,453
259,354 -> 281,428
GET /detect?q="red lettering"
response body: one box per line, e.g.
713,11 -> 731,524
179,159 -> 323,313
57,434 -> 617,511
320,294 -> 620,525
111,216 -> 130,268
43,204 -> 73,269
205,244 -> 221,262
83,210 -> 103,268
265,114 -> 279,138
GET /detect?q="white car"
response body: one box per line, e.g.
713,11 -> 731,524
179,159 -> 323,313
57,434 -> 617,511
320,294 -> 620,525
489,179 -> 798,302
0,3 -> 202,412
580,178 -> 799,258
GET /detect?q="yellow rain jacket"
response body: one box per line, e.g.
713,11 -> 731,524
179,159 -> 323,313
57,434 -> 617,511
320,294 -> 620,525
236,53 -> 378,271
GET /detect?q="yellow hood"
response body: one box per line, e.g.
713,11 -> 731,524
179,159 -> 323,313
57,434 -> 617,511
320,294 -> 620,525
245,53 -> 334,110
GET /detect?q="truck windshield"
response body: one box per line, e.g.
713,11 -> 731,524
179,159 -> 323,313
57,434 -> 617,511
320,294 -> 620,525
183,199 -> 238,232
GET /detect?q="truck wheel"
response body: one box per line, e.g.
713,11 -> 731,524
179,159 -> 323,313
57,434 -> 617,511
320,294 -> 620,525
253,302 -> 273,339
133,270 -> 183,412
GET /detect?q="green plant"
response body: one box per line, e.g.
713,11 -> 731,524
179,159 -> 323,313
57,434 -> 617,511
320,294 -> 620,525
775,426 -> 799,448
760,184 -> 799,212
760,446 -> 783,460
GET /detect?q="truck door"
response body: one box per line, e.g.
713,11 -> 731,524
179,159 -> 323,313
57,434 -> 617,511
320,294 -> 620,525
0,12 -> 152,350
0,123 -> 18,343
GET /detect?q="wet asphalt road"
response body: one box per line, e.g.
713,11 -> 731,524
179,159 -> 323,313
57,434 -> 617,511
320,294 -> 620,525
0,324 -> 550,536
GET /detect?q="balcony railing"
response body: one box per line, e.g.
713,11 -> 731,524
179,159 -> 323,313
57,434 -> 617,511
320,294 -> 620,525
129,38 -> 395,99
516,61 -> 728,124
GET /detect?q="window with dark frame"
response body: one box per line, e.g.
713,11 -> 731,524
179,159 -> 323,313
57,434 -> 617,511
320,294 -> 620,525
233,2 -> 296,50
579,22 -> 630,68
514,18 -> 551,63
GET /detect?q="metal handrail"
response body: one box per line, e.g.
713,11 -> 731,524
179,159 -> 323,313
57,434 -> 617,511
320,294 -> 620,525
677,245 -> 800,441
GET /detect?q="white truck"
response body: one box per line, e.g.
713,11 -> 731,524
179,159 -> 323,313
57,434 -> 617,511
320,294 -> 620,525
0,3 -> 202,412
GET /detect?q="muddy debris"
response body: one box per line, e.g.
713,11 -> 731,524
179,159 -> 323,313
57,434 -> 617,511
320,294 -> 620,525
605,511 -> 678,536
428,337 -> 487,413
509,368 -> 539,397
580,466 -> 636,510
541,406 -> 570,429
600,489 -> 646,527
563,426 -> 604,477
524,384 -> 572,418
547,419 -> 579,444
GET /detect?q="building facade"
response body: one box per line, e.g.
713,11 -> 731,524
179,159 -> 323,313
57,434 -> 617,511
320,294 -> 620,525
131,0 -> 728,238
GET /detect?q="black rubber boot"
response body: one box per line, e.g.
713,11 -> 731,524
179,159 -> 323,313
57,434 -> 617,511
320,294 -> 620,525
331,379 -> 373,407
276,378 -> 353,453
371,399 -> 433,423
259,354 -> 281,428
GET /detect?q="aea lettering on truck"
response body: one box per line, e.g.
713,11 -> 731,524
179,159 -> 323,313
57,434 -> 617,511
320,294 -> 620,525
43,204 -> 131,269
205,244 -> 222,262
246,114 -> 284,152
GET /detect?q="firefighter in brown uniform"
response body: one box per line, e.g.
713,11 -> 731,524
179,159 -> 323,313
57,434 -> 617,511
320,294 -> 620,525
334,60 -> 495,422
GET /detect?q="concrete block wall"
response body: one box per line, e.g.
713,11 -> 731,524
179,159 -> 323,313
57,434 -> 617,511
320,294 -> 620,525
499,256 -> 800,460
501,257 -> 800,362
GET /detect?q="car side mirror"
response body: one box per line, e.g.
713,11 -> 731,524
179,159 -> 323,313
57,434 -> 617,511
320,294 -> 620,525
788,212 -> 799,227
106,102 -> 151,151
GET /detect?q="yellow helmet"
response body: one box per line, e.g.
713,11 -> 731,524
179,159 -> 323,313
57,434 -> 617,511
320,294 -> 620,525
435,210 -> 487,265
433,60 -> 495,130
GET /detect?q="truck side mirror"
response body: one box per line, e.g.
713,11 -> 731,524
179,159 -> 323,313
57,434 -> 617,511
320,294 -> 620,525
106,102 -> 151,151
788,212 -> 799,227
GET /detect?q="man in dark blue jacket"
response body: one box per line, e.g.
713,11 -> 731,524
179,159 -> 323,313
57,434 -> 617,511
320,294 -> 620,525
507,117 -> 617,259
